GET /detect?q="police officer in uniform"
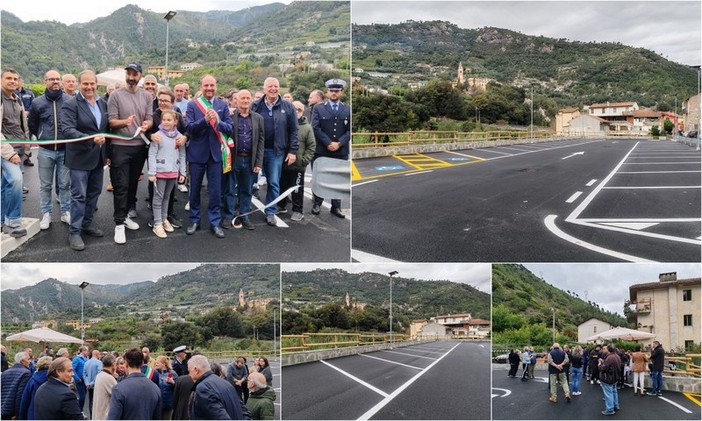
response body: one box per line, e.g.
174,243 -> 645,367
171,345 -> 189,376
311,79 -> 350,218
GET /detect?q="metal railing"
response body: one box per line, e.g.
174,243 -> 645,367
352,130 -> 552,147
281,332 -> 410,354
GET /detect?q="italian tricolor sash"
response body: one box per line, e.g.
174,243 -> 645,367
195,95 -> 234,173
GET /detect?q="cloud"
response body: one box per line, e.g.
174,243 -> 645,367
1,263 -> 201,290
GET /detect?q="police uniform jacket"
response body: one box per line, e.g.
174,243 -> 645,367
312,100 -> 350,160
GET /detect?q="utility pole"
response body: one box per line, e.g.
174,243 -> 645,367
388,271 -> 398,347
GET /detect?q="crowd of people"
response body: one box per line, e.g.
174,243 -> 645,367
1,64 -> 350,248
1,344 -> 277,420
506,340 -> 668,416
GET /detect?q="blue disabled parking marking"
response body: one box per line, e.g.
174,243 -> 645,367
447,157 -> 469,161
375,165 -> 406,171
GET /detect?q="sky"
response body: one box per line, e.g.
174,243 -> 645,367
351,1 -> 702,66
2,0 -> 292,25
0,263 -> 201,290
282,263 -> 492,292
523,263 -> 702,315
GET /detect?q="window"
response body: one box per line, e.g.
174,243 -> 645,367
683,289 -> 692,301
685,340 -> 694,351
683,314 -> 692,326
593,326 -> 597,333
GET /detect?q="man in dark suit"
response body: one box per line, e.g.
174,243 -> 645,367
33,357 -> 84,420
229,89 -> 264,231
184,75 -> 233,238
107,348 -> 161,420
311,79 -> 350,218
60,70 -> 108,251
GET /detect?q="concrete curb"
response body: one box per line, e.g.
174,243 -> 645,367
1,217 -> 40,258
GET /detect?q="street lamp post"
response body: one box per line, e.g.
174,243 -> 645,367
388,271 -> 398,347
163,11 -> 177,87
551,307 -> 556,343
79,282 -> 89,342
530,87 -> 534,141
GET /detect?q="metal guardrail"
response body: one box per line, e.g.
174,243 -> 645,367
352,130 -> 552,147
281,332 -> 410,354
674,134 -> 701,149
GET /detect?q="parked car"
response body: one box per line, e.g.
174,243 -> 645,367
492,353 -> 509,363
687,130 -> 698,138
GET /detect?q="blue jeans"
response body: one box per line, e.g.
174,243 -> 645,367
234,156 -> 255,219
262,149 -> 284,216
1,157 -> 24,227
651,370 -> 663,393
600,382 -> 619,413
221,166 -> 237,222
70,167 -> 103,235
38,148 -> 71,214
189,158 -> 222,227
571,367 -> 582,393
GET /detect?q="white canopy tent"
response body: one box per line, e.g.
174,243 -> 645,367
586,326 -> 656,342
5,327 -> 83,344
96,68 -> 164,90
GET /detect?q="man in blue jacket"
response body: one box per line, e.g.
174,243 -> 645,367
28,69 -> 72,230
71,346 -> 89,413
107,348 -> 161,420
33,357 -> 84,420
188,354 -> 244,420
185,75 -> 233,238
251,77 -> 299,227
0,351 -> 31,419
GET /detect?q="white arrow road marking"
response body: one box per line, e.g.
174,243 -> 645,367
600,222 -> 659,230
562,151 -> 585,160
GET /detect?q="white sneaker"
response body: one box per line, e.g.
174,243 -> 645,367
185,201 -> 190,211
124,217 -> 139,230
177,184 -> 188,192
40,213 -> 51,230
60,211 -> 71,224
114,225 -> 126,244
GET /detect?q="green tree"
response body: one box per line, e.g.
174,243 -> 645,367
663,118 -> 674,134
199,307 -> 243,338
161,321 -> 201,352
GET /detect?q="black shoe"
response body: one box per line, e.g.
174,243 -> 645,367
241,219 -> 255,230
601,411 -> 615,416
167,216 -> 182,229
311,204 -> 321,215
276,206 -> 288,214
331,208 -> 346,219
186,223 -> 199,235
211,226 -> 225,238
23,159 -> 34,167
69,234 -> 85,251
221,219 -> 233,229
81,227 -> 104,237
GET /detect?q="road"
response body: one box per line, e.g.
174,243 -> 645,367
351,138 -> 701,262
4,152 -> 350,262
492,365 -> 701,420
281,341 -> 490,420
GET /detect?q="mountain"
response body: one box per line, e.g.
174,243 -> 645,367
1,264 -> 279,324
352,20 -> 698,108
0,1 -> 348,80
283,268 -> 490,320
492,264 -> 626,330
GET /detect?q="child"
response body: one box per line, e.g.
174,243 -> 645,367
148,110 -> 186,238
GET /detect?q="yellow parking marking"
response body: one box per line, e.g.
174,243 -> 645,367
684,393 -> 701,406
351,160 -> 362,181
393,154 -> 452,170
446,150 -> 486,161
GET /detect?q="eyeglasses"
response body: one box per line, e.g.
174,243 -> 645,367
158,99 -> 172,103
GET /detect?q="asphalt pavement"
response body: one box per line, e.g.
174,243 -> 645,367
492,365 -> 701,420
281,341 -> 490,420
3,150 -> 350,262
351,138 -> 701,262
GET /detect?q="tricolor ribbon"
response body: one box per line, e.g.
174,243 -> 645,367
194,95 -> 234,174
1,127 -> 143,145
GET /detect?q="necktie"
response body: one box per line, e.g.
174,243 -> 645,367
332,103 -> 338,112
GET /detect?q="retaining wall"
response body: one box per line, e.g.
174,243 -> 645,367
282,340 -> 437,366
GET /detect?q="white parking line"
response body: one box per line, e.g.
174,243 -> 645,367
359,353 -> 423,370
623,161 -> 701,165
356,343 -> 461,420
565,191 -> 583,203
353,180 -> 379,187
586,179 -> 598,186
544,215 -> 655,263
320,360 -> 389,398
618,170 -> 701,174
479,148 -> 512,155
380,350 -> 435,360
352,249 -> 403,263
602,186 -> 701,189
404,170 -> 433,177
658,396 -> 693,414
